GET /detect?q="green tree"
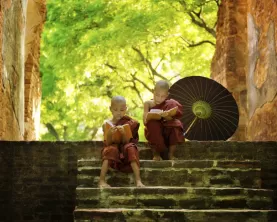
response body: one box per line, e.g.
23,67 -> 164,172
40,0 -> 218,141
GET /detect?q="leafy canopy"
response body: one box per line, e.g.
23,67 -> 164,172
40,0 -> 218,141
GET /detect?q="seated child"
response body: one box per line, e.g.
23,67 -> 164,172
143,80 -> 184,161
99,95 -> 144,188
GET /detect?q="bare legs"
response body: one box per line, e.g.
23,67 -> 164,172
99,159 -> 111,188
99,160 -> 145,187
152,150 -> 162,161
131,161 -> 145,187
168,145 -> 177,160
152,145 -> 177,161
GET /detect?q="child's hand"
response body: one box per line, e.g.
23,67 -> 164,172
117,126 -> 125,135
108,126 -> 117,135
163,116 -> 173,121
160,112 -> 169,118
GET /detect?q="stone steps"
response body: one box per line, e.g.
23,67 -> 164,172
74,208 -> 277,222
78,160 -> 261,188
74,141 -> 277,221
137,142 -> 275,160
76,187 -> 274,209
75,141 -> 277,161
78,159 -> 261,168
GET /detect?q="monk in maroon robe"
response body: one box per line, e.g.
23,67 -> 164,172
143,80 -> 184,160
99,96 -> 144,188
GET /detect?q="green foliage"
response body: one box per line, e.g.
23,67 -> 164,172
40,0 -> 218,141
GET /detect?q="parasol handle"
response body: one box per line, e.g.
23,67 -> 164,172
184,116 -> 198,136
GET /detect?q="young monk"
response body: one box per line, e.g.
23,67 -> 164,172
99,95 -> 144,188
143,80 -> 184,161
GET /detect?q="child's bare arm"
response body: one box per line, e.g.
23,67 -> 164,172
143,101 -> 150,125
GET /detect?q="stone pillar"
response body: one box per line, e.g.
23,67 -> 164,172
0,0 -> 46,140
246,1 -> 277,140
0,1 -> 3,139
24,0 -> 46,140
211,0 -> 248,140
0,0 -> 27,140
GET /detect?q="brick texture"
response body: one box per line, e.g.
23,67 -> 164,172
211,0 -> 248,141
0,141 -> 277,221
211,0 -> 277,141
0,0 -> 46,141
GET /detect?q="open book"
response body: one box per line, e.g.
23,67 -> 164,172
104,121 -> 133,144
146,106 -> 178,122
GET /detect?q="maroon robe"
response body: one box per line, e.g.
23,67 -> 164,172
102,116 -> 140,173
145,99 -> 184,153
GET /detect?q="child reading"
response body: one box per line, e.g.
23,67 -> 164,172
143,80 -> 184,161
99,95 -> 144,188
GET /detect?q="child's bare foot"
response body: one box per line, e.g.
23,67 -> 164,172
136,180 -> 145,187
153,155 -> 162,161
169,155 -> 178,160
152,151 -> 162,161
99,180 -> 111,188
169,145 -> 177,160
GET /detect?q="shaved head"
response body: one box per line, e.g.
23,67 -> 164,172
111,95 -> 126,106
110,96 -> 127,121
154,80 -> 170,92
152,80 -> 170,105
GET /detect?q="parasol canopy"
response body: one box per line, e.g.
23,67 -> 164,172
169,76 -> 239,141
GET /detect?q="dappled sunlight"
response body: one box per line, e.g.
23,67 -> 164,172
64,84 -> 75,98
39,0 -> 217,141
33,99 -> 41,140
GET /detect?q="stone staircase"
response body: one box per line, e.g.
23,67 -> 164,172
74,143 -> 277,222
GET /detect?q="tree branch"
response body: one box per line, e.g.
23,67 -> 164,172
124,84 -> 144,105
214,0 -> 220,7
104,61 -> 151,100
131,99 -> 140,109
188,11 -> 216,37
105,63 -> 118,72
124,73 -> 146,105
46,123 -> 60,141
169,74 -> 181,81
180,36 -> 215,47
178,0 -> 216,38
78,83 -> 95,88
89,127 -> 99,140
131,75 -> 153,93
132,46 -> 168,81
154,57 -> 164,70
63,125 -> 68,141
197,0 -> 219,8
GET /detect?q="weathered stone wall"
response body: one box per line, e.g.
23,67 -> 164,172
211,0 -> 277,141
211,0 -> 248,141
24,0 -> 46,140
247,1 -> 277,141
0,141 -> 277,221
0,141 -> 103,222
0,1 -> 3,139
0,0 -> 46,141
0,0 -> 26,140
